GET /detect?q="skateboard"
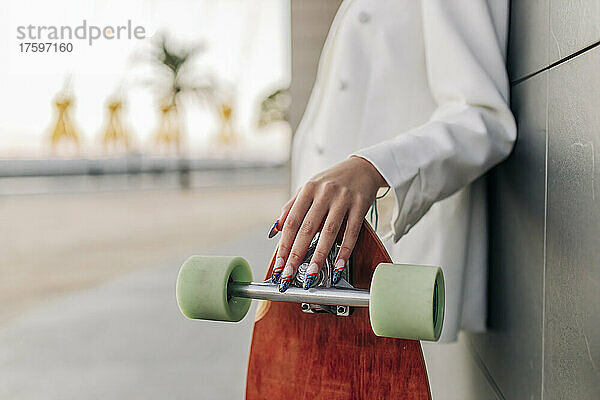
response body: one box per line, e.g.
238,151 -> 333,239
176,221 -> 444,399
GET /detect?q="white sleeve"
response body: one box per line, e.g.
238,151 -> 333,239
353,0 -> 516,242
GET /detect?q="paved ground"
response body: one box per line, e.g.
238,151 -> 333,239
0,184 -> 287,325
0,223 -> 274,399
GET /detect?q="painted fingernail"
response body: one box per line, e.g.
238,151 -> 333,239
268,219 -> 280,238
279,265 -> 293,292
271,257 -> 285,283
303,263 -> 318,290
332,259 -> 345,284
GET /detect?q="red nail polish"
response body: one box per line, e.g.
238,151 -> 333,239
268,219 -> 280,238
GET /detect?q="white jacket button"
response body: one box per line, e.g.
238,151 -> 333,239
358,11 -> 370,24
339,79 -> 348,91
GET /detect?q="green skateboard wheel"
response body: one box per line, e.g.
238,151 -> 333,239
176,256 -> 253,322
369,263 -> 444,341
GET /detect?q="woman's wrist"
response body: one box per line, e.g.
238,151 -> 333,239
349,155 -> 389,188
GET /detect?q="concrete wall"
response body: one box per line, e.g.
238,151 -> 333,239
469,1 -> 600,399
289,0 -> 342,131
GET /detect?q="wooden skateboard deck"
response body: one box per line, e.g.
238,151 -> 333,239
246,222 -> 431,399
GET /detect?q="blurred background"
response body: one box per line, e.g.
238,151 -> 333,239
1,0 -> 296,398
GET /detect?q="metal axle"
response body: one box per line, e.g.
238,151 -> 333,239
228,282 -> 370,307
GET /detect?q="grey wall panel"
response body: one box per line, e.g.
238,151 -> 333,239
508,0 -> 549,81
545,47 -> 600,400
509,0 -> 600,82
469,73 -> 547,400
290,0 -> 342,131
549,0 -> 600,62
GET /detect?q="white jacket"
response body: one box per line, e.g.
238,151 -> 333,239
291,0 -> 516,341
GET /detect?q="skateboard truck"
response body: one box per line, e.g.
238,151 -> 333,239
228,281 -> 369,309
287,235 -> 353,316
176,249 -> 445,341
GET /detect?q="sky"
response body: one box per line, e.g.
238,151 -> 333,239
0,0 -> 291,159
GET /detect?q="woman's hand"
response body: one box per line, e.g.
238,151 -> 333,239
270,156 -> 388,291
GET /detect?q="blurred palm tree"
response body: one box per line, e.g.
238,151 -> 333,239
153,35 -> 216,105
149,34 -> 216,153
258,89 -> 291,128
147,34 -> 247,152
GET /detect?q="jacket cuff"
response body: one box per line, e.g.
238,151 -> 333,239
352,138 -> 421,242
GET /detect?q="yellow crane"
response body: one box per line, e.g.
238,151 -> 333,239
216,103 -> 235,146
154,101 -> 181,152
50,94 -> 80,149
101,99 -> 132,152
